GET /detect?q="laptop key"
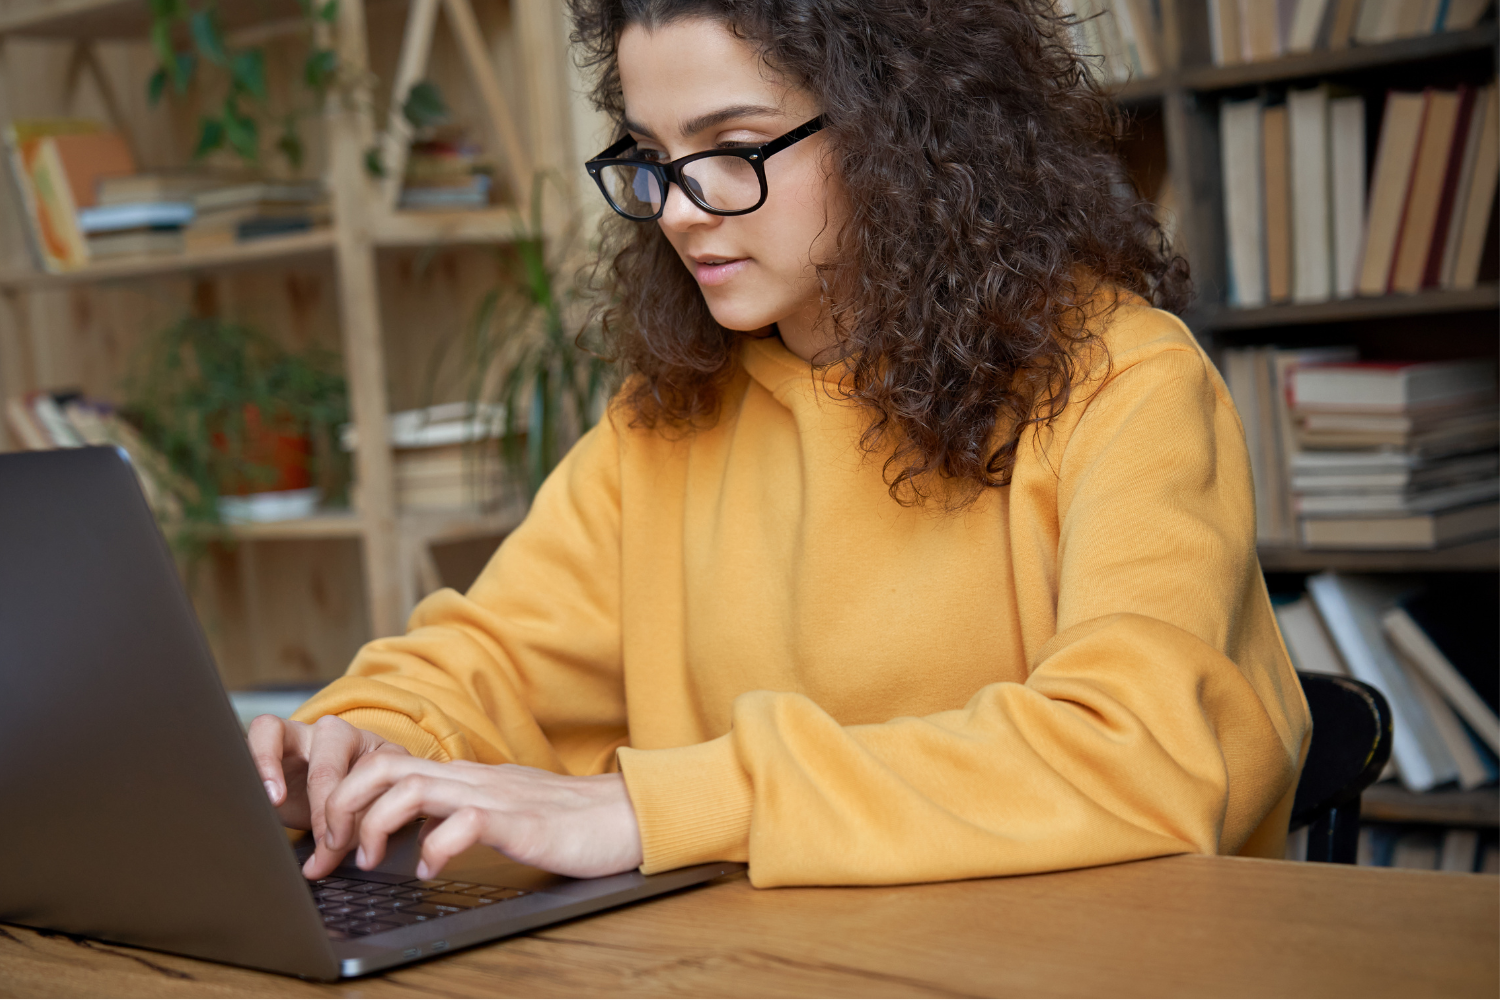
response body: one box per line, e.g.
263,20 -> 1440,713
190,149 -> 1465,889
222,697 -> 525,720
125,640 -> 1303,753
401,903 -> 454,918
349,921 -> 399,936
381,911 -> 427,926
423,892 -> 486,908
481,889 -> 526,901
403,879 -> 450,890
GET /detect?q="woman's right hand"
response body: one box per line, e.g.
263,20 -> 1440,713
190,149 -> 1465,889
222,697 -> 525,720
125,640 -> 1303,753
247,715 -> 411,876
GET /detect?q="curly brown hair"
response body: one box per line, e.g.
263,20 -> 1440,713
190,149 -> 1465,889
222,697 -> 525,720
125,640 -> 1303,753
570,0 -> 1190,504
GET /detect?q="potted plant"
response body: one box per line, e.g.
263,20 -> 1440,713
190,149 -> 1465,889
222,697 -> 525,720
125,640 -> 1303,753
124,315 -> 349,540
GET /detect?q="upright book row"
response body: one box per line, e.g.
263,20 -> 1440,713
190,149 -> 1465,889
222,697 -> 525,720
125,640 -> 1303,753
1220,82 -> 1498,308
1057,0 -> 1164,83
1206,0 -> 1494,66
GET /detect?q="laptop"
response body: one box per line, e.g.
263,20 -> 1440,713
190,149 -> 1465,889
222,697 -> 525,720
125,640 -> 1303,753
0,447 -> 742,980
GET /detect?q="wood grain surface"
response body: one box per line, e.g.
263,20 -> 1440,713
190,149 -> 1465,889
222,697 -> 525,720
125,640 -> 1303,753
1,854 -> 1495,998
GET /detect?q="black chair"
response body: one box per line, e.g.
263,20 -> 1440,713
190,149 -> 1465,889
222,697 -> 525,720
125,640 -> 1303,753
1289,671 -> 1394,864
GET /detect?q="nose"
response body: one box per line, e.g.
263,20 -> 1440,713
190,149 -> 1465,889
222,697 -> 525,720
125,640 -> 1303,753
658,178 -> 719,233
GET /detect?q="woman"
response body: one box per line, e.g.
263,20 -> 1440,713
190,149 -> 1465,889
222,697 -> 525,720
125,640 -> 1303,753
251,0 -> 1310,888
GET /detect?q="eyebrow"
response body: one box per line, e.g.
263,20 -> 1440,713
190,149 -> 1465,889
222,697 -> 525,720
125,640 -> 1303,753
624,103 -> 787,143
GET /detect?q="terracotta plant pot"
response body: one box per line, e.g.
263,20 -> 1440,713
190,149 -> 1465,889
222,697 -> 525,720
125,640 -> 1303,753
211,404 -> 313,496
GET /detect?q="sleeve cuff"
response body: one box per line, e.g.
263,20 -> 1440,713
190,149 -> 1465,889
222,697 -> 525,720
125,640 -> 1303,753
288,697 -> 448,762
617,734 -> 753,874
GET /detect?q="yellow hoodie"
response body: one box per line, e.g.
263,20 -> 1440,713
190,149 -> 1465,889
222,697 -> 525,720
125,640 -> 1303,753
293,297 -> 1310,887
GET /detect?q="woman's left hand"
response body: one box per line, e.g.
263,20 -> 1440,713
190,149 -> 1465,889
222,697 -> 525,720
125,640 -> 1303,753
308,756 -> 644,882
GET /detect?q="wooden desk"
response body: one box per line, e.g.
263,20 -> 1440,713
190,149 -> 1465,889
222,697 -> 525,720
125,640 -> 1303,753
1,855 -> 1495,998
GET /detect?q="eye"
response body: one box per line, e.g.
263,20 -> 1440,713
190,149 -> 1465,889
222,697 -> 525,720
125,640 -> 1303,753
629,146 -> 666,163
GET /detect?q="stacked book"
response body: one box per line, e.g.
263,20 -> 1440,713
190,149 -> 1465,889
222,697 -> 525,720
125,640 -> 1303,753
1276,572 -> 1498,795
342,403 -> 509,512
1222,350 -> 1498,549
182,180 -> 328,250
1221,80 -> 1498,308
1289,359 -> 1499,549
399,130 -> 496,211
1206,0 -> 1494,66
1057,0 -> 1162,84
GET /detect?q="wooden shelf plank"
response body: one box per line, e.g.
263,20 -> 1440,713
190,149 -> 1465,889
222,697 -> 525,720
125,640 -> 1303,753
0,0 -> 307,38
1362,784 -> 1500,827
0,229 -> 337,288
1189,284 -> 1500,332
372,208 -> 523,247
214,513 -> 367,541
1258,537 -> 1500,572
1179,24 -> 1499,91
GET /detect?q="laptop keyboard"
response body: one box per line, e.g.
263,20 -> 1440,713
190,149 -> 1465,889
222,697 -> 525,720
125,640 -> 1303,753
308,876 -> 527,939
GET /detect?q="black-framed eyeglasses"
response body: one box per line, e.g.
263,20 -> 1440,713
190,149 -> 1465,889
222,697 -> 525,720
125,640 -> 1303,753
586,116 -> 824,221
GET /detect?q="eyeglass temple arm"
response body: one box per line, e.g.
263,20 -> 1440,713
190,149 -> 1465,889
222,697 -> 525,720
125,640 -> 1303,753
759,116 -> 824,158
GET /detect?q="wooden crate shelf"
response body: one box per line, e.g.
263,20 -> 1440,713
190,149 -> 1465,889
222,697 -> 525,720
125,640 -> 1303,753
0,229 -> 338,289
1362,784 -> 1500,827
0,0 -> 307,39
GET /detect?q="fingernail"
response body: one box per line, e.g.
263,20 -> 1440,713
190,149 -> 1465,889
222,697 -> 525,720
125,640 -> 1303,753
324,832 -> 336,849
263,780 -> 280,804
416,861 -> 430,879
356,847 -> 368,868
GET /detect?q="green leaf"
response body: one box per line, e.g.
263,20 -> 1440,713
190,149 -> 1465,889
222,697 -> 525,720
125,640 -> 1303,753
190,8 -> 229,66
148,67 -> 167,105
363,146 -> 385,177
318,0 -> 340,23
276,118 -> 304,170
174,51 -> 197,93
402,80 -> 449,129
230,49 -> 267,101
193,116 -> 225,158
304,48 -> 337,90
149,20 -> 177,79
223,104 -> 259,162
149,0 -> 185,20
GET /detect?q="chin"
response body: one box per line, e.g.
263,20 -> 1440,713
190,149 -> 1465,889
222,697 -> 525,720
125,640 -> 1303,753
700,290 -> 780,333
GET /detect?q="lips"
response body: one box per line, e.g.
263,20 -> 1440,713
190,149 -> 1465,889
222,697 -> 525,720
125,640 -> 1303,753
691,256 -> 749,287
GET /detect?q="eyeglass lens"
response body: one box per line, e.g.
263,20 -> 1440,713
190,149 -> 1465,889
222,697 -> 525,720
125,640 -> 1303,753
597,153 -> 762,218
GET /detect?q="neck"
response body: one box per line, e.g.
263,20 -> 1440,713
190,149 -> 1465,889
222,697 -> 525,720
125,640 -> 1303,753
774,298 -> 839,365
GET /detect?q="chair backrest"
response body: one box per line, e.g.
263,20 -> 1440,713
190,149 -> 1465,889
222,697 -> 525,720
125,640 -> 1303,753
1290,672 -> 1393,832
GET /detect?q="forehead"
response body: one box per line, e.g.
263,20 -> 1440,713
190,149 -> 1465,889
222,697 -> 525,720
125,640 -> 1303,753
616,18 -> 794,129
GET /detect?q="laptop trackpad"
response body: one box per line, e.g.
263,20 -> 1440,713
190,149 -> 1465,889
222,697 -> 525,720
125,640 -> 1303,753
290,822 -> 572,893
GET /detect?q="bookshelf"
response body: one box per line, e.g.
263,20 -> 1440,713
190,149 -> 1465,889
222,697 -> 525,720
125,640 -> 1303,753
1115,2 -> 1499,573
0,0 -> 588,683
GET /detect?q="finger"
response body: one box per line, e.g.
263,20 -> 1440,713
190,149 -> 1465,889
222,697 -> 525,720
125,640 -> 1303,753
354,773 -> 468,870
246,714 -> 292,805
324,755 -> 452,853
301,717 -> 366,877
416,807 -> 487,881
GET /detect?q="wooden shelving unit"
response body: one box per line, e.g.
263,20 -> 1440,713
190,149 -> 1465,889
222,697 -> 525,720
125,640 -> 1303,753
1258,537 -> 1500,572
0,0 -> 581,666
1362,784 -> 1500,827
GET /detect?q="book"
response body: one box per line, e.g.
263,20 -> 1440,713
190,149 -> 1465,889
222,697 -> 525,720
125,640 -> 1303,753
1389,88 -> 1463,293
1297,406 -> 1499,454
1208,0 -> 1245,64
1445,82 -> 1498,290
1330,95 -> 1367,298
1272,345 -> 1358,535
1290,450 -> 1497,492
96,172 -> 242,206
1289,86 -> 1333,302
1439,828 -> 1481,872
1240,0 -> 1282,60
1224,349 -> 1274,543
1357,92 -> 1429,296
1399,581 -> 1500,712
1397,652 -> 1494,788
1441,0 -> 1497,30
1274,596 -> 1348,675
1422,86 -> 1479,287
3,395 -> 50,449
1290,359 -> 1496,411
1326,0 -> 1364,47
1299,500 -> 1498,548
194,181 -> 322,213
1438,84 -> 1493,286
86,229 -> 185,259
3,126 -> 89,271
1295,478 -> 1499,516
1221,98 -> 1267,307
1382,604 -> 1500,752
1306,572 -> 1458,791
77,201 -> 194,233
1287,0 -> 1336,51
1263,103 -> 1293,302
